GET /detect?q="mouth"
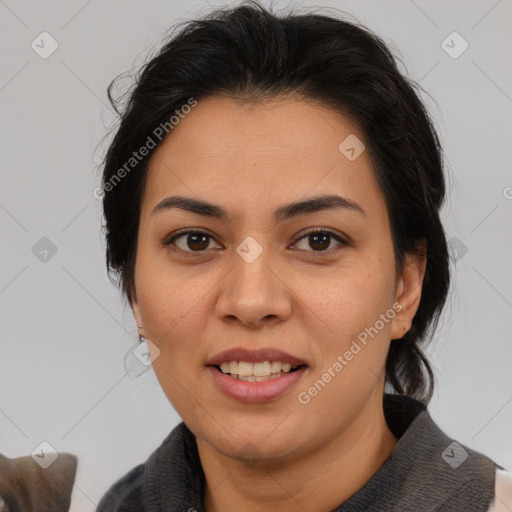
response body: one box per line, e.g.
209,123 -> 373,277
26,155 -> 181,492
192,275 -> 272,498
211,361 -> 306,382
206,360 -> 308,403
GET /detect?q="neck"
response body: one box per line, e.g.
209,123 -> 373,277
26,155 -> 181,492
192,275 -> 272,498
197,391 -> 398,512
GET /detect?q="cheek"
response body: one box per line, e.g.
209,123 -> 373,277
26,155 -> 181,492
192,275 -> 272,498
304,262 -> 395,395
135,250 -> 209,343
139,272 -> 208,415
310,260 -> 392,334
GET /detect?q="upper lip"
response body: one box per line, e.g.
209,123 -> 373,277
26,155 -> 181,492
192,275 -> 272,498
206,347 -> 307,367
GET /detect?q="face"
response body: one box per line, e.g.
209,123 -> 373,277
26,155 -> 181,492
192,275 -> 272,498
131,95 -> 425,463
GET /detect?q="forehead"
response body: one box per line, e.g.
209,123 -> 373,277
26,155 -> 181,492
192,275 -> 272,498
142,95 -> 386,222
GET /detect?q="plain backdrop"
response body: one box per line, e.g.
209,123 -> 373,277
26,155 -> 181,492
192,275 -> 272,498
1,0 -> 511,510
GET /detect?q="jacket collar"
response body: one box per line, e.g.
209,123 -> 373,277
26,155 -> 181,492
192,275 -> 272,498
141,393 -> 497,511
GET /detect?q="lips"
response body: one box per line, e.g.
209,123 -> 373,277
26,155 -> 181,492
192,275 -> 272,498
206,347 -> 307,367
206,364 -> 308,403
206,347 -> 309,402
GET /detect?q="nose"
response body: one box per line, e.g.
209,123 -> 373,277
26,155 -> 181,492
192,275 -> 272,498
215,241 -> 293,329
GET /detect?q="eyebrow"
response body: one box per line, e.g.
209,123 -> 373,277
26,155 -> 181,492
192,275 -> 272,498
151,194 -> 366,222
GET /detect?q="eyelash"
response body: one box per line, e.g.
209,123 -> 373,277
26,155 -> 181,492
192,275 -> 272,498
162,228 -> 348,257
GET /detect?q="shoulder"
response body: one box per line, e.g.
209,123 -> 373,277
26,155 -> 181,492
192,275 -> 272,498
488,468 -> 512,512
95,463 -> 145,512
94,422 -> 191,512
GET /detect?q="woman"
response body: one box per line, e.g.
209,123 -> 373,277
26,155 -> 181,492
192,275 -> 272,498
96,2 -> 512,511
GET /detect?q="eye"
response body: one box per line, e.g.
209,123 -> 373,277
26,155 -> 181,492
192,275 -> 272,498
293,228 -> 348,253
162,228 -> 348,257
163,230 -> 221,255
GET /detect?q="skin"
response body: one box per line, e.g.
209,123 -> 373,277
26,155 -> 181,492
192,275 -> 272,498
130,95 -> 426,512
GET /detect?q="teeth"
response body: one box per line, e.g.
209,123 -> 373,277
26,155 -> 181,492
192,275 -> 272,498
238,361 -> 253,376
220,362 -> 231,373
238,374 -> 282,382
270,361 -> 282,373
254,361 -> 271,376
269,362 -> 292,373
218,360 -> 297,377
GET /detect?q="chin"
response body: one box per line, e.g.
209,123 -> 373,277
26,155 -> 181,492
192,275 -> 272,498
208,423 -> 300,463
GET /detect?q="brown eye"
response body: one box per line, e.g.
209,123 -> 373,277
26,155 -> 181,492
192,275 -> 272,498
308,232 -> 331,251
163,230 -> 221,255
163,228 -> 348,257
294,229 -> 347,253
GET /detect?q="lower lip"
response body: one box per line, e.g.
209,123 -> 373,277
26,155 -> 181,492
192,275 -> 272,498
206,365 -> 307,403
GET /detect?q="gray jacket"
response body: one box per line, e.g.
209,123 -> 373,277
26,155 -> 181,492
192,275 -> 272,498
96,394 -> 507,511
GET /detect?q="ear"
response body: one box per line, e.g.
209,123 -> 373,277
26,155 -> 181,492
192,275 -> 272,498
390,239 -> 427,340
130,293 -> 145,337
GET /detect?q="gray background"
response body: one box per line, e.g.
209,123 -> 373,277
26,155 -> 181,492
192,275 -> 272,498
1,0 -> 511,510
